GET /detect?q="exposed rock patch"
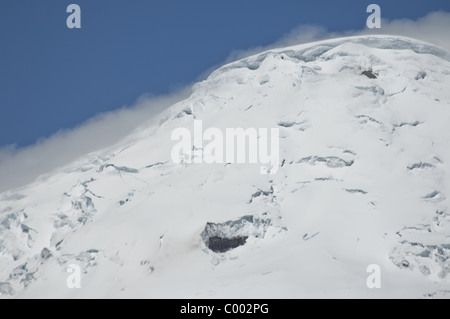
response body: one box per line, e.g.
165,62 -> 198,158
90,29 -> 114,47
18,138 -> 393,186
201,215 -> 270,253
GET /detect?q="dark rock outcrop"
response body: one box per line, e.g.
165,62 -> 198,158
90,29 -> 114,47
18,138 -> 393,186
362,70 -> 377,79
207,236 -> 248,253
201,215 -> 270,253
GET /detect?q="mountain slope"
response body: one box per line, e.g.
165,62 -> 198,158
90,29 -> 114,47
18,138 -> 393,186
1,35 -> 450,298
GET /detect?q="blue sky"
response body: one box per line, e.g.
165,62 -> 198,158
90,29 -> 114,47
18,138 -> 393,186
1,0 -> 449,148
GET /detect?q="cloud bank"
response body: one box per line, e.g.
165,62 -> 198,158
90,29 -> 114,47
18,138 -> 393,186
0,88 -> 191,193
1,11 -> 449,193
227,11 -> 450,61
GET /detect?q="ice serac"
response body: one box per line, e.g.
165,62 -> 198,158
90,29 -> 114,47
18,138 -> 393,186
1,35 -> 450,298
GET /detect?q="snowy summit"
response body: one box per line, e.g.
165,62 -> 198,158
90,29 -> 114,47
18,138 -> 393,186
1,35 -> 450,298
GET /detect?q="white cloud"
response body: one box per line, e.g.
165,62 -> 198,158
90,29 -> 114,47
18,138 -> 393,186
227,11 -> 450,61
0,88 -> 191,193
370,11 -> 450,52
1,11 -> 449,194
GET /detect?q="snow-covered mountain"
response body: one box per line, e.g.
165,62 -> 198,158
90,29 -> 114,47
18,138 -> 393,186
1,35 -> 450,298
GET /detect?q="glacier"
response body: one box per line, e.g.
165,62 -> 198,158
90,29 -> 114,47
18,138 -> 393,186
0,35 -> 450,298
